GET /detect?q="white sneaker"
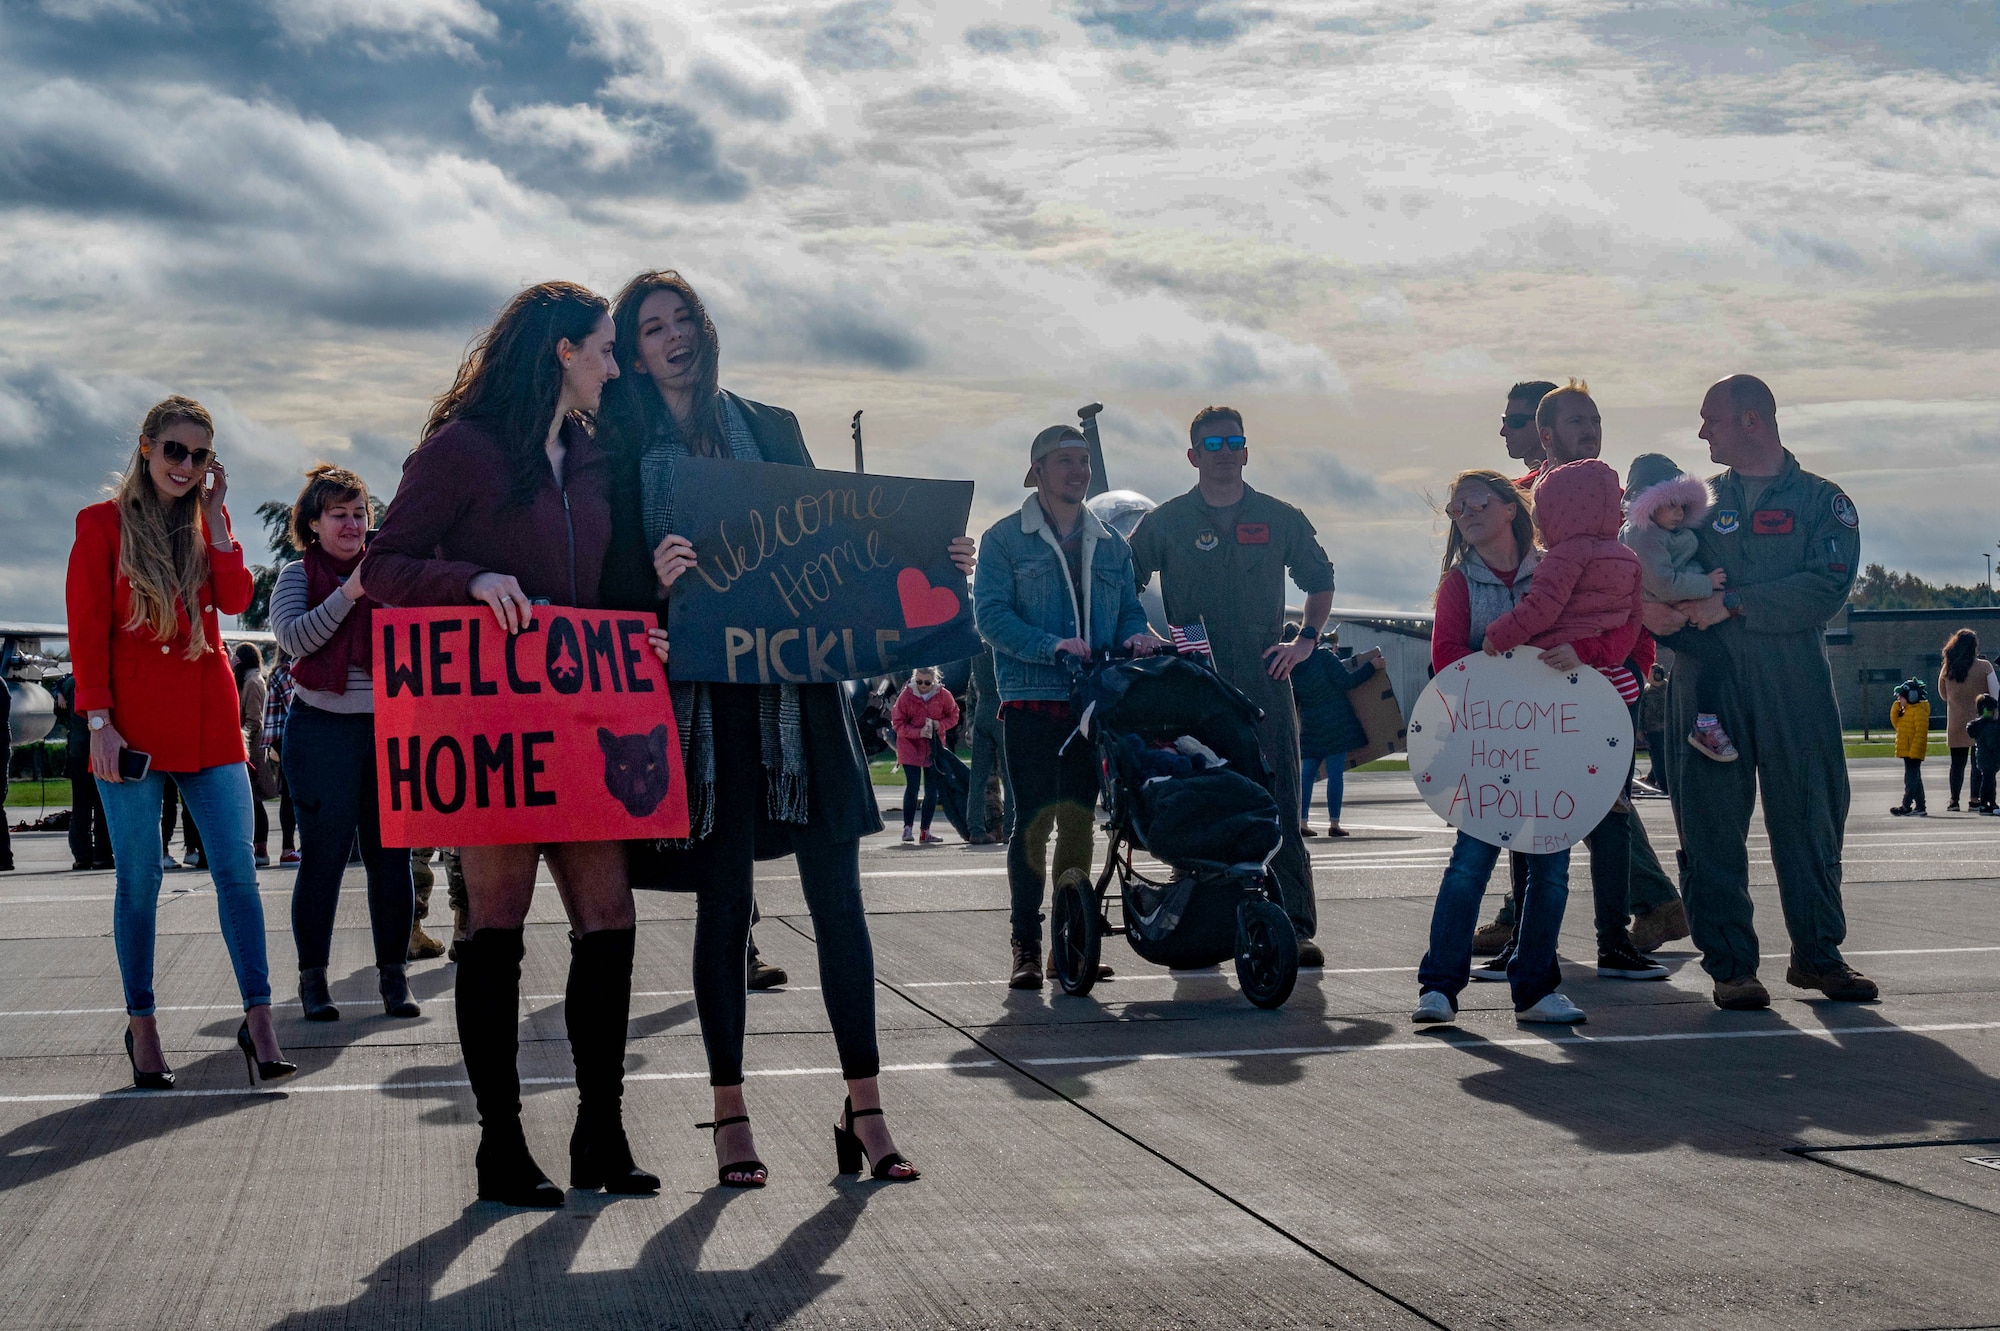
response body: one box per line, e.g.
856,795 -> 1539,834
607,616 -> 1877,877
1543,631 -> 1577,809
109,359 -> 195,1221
1411,991 -> 1456,1025
160,855 -> 178,871
1516,992 -> 1587,1025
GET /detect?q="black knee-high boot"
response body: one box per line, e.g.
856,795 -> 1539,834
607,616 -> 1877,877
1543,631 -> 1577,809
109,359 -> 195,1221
457,927 -> 562,1207
566,927 -> 659,1193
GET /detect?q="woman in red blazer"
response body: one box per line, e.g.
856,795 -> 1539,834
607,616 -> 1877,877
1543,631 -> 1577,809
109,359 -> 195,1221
66,395 -> 294,1091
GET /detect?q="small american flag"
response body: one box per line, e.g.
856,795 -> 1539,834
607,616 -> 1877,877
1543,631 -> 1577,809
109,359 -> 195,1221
1170,622 -> 1211,658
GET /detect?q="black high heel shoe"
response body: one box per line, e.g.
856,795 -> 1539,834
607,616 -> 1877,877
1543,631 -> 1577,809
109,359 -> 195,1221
696,1115 -> 767,1188
834,1097 -> 920,1181
123,1028 -> 174,1091
235,1021 -> 297,1086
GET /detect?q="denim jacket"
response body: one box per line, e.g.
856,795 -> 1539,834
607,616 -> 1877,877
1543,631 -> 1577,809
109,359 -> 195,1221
975,495 -> 1152,702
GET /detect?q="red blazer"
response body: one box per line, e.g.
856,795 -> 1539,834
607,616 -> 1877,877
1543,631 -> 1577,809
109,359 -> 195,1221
65,500 -> 253,774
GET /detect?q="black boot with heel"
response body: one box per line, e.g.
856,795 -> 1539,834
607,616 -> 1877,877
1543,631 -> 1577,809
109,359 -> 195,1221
565,927 -> 658,1195
457,928 -> 561,1208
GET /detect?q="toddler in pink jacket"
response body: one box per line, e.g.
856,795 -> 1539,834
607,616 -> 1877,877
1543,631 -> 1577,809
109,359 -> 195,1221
1481,459 -> 1645,702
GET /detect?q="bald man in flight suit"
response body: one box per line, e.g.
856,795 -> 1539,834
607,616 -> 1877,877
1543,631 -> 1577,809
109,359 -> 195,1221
1652,374 -> 1875,1009
1129,406 -> 1337,968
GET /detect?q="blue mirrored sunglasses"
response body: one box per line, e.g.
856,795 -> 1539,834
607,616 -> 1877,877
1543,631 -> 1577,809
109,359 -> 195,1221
1199,435 -> 1248,452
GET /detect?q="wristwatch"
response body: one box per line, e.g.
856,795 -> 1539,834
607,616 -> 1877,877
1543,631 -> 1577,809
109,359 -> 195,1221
1722,590 -> 1742,616
88,715 -> 107,732
1297,624 -> 1320,642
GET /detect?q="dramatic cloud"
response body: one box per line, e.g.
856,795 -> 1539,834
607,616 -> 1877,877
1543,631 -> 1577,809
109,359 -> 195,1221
1,0 -> 1996,618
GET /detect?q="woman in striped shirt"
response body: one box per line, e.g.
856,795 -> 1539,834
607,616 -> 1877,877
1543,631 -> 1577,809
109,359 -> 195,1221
268,463 -> 419,1023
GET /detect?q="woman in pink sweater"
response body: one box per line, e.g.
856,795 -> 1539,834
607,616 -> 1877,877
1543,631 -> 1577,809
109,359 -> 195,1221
1480,459 -> 1645,702
891,668 -> 961,844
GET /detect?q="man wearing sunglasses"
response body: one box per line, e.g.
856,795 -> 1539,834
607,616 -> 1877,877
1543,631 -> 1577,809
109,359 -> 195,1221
1129,406 -> 1336,966
1501,380 -> 1557,487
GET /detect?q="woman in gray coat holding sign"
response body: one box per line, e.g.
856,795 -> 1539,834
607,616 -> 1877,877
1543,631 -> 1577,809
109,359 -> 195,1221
599,270 -> 973,1186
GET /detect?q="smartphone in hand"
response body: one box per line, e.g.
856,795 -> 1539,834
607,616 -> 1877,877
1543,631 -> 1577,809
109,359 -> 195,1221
117,748 -> 152,782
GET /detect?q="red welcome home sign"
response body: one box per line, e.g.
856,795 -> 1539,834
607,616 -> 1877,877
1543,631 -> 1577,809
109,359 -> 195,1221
371,607 -> 688,848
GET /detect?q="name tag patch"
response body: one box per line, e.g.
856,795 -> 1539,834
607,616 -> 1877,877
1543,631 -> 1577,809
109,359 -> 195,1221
1751,509 -> 1794,535
1236,523 -> 1270,545
1194,528 -> 1219,552
1712,509 -> 1739,534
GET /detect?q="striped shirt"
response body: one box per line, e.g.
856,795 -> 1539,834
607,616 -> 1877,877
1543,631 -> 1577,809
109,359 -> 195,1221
268,560 -> 374,714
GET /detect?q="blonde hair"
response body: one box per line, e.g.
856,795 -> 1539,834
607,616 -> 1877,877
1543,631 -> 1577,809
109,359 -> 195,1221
288,462 -> 369,551
1438,469 -> 1534,582
115,396 -> 218,661
1534,377 -> 1591,430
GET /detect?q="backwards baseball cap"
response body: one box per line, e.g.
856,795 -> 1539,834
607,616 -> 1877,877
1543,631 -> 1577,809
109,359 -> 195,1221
1023,424 -> 1088,487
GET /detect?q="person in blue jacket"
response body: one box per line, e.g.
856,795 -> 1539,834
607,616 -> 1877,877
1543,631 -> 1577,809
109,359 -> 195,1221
1289,631 -> 1381,838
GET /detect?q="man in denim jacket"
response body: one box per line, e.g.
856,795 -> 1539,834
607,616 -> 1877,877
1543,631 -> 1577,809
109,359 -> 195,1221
975,425 -> 1160,990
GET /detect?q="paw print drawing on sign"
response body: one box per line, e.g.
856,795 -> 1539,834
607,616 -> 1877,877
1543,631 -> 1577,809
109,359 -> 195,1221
1455,662 -> 1467,672
1500,774 -> 1511,785
1567,673 -> 1579,684
1498,832 -> 1512,843
1608,737 -> 1620,747
1588,765 -> 1598,775
1411,722 -> 1422,734
1504,650 -> 1514,659
1421,773 -> 1432,783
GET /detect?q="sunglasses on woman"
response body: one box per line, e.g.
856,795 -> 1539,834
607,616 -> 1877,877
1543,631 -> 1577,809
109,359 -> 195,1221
1445,492 -> 1502,519
147,439 -> 216,469
1198,435 -> 1248,452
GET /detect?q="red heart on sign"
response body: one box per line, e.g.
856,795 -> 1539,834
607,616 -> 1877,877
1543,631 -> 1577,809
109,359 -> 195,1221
897,568 -> 961,629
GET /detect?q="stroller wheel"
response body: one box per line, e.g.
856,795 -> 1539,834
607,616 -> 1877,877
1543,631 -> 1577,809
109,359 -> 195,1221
1235,899 -> 1298,1010
1051,869 -> 1102,997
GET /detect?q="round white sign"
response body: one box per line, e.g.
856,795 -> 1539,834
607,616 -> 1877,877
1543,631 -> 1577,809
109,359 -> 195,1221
1407,651 -> 1633,852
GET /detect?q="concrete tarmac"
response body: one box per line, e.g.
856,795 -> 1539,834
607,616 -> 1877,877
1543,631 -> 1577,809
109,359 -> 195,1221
1,759 -> 1995,1329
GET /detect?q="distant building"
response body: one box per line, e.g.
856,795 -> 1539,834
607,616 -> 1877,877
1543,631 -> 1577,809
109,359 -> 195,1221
1822,604 -> 2000,732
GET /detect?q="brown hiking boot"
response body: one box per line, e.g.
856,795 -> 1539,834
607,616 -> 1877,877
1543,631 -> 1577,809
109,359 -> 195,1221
407,923 -> 446,962
1786,963 -> 1879,1002
1712,975 -> 1771,1010
1470,918 -> 1515,957
1629,901 -> 1690,953
1009,940 -> 1043,990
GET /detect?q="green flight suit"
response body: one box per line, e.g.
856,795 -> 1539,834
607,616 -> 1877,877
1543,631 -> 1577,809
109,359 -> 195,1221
1130,485 -> 1337,938
1663,451 -> 1860,982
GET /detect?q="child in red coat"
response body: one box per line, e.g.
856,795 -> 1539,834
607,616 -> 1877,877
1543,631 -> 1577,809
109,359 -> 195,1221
1481,459 -> 1645,701
891,667 -> 960,844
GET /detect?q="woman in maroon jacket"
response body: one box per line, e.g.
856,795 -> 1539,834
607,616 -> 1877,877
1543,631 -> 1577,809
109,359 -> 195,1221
66,395 -> 295,1090
363,281 -> 668,1209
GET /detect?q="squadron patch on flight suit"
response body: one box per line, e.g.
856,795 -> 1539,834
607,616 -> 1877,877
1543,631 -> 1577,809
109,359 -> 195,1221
1236,523 -> 1270,545
1712,509 -> 1739,534
1831,493 -> 1858,528
1194,529 -> 1219,552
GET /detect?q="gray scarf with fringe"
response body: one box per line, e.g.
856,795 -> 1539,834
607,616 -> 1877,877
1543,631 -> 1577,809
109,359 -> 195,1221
640,393 -> 808,839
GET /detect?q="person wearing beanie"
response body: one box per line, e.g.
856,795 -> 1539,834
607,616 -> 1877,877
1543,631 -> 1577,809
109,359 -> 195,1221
1890,678 -> 1931,816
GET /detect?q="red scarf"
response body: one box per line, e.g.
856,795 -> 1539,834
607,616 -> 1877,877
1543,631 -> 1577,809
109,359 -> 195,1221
291,544 -> 375,693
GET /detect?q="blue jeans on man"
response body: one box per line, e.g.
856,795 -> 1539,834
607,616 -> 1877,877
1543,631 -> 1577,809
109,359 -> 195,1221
1419,833 -> 1571,1012
97,763 -> 272,1017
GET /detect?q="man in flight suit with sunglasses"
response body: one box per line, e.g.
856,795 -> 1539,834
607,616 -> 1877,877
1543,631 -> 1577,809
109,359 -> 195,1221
1129,407 -> 1337,967
1650,374 -> 1873,1009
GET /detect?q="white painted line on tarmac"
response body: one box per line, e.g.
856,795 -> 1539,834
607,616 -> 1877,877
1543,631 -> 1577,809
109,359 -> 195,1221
4,1020 -> 1994,1105
1019,1020 -> 2000,1069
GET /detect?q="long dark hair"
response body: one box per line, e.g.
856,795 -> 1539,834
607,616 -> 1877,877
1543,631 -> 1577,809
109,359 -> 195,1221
232,642 -> 263,692
600,270 -> 728,459
1944,628 -> 1980,684
423,281 -> 609,507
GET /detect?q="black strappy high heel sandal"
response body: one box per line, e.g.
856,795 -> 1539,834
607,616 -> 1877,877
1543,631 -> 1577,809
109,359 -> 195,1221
834,1097 -> 920,1181
236,1021 -> 298,1087
124,1027 -> 175,1091
696,1115 -> 767,1188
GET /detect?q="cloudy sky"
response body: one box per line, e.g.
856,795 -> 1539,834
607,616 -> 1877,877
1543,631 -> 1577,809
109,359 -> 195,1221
2,0 -> 1997,621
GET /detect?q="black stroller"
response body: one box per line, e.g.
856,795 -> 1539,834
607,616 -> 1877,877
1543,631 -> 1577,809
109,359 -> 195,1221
1050,654 -> 1299,1009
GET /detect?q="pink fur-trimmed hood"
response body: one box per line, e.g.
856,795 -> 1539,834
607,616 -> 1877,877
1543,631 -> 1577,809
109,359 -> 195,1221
1625,474 -> 1711,532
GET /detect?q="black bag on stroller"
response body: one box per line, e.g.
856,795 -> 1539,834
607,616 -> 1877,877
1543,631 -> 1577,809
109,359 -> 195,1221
1049,654 -> 1299,1008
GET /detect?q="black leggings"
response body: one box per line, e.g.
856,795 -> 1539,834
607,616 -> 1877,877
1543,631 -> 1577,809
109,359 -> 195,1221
1950,747 -> 1970,803
1660,626 -> 1732,719
284,703 -> 415,969
901,764 -> 938,829
688,684 -> 880,1087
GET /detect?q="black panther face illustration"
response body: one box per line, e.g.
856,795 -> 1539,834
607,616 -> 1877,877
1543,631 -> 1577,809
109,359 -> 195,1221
598,724 -> 672,817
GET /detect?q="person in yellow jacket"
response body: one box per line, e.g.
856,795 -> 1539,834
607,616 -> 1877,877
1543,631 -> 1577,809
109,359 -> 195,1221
1890,679 -> 1932,816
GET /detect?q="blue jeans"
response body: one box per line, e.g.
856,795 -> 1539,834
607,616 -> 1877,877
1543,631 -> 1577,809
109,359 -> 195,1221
1418,832 -> 1571,1011
98,764 -> 272,1017
1300,757 -> 1345,824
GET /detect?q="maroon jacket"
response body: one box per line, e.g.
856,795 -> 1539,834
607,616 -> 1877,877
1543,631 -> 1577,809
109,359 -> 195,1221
362,416 -> 612,610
